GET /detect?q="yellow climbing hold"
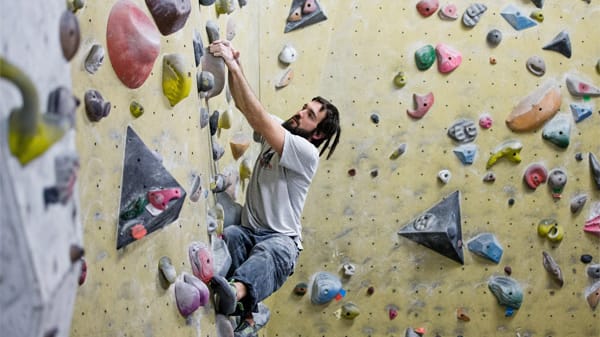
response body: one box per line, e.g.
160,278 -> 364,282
215,0 -> 235,16
1,57 -> 69,166
162,53 -> 191,107
239,158 -> 252,190
129,101 -> 144,118
218,108 -> 232,135
486,140 -> 523,169
530,10 -> 544,22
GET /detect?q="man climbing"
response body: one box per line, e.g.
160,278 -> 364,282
208,39 -> 341,336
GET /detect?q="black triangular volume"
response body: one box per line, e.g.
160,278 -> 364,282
284,0 -> 328,33
531,0 -> 544,8
542,30 -> 572,59
397,191 -> 464,264
116,126 -> 186,249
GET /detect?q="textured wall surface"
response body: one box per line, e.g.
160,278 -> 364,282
1,1 -> 82,337
69,1 -> 599,337
257,1 -> 600,337
70,1 -> 258,336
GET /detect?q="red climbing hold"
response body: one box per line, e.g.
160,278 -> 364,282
106,0 -> 161,89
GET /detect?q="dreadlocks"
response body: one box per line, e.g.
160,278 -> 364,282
310,96 -> 341,160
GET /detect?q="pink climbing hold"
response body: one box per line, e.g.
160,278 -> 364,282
438,3 -> 458,20
407,92 -> 434,119
584,214 -> 600,237
188,241 -> 214,284
106,0 -> 161,89
435,43 -> 462,73
148,188 -> 182,210
303,0 -> 317,14
416,0 -> 439,17
479,114 -> 493,129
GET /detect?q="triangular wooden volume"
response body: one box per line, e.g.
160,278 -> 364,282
397,190 -> 464,264
116,126 -> 186,249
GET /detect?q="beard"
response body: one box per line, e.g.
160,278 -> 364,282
282,117 -> 314,139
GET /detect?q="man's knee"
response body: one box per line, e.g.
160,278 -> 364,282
223,224 -> 245,243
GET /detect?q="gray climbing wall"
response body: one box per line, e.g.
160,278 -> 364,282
0,1 -> 83,337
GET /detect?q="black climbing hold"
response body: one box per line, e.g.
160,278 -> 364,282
581,254 -> 593,264
542,30 -> 572,59
370,113 -> 380,124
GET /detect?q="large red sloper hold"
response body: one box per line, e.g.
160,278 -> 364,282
106,0 -> 161,89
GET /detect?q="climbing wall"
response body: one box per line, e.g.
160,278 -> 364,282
66,1 -> 600,337
69,1 -> 259,336
256,1 -> 600,337
1,1 -> 83,337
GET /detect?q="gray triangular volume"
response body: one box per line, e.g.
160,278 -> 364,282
116,126 -> 186,249
542,30 -> 571,58
284,0 -> 327,33
531,0 -> 543,8
397,191 -> 464,264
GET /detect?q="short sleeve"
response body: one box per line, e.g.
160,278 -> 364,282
280,131 -> 319,177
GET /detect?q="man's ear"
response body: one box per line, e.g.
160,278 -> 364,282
311,130 -> 325,140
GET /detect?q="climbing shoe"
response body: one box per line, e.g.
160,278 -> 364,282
234,319 -> 258,337
210,275 -> 237,315
253,302 -> 270,330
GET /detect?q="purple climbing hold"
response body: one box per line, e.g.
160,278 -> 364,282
145,0 -> 191,36
84,89 -> 111,122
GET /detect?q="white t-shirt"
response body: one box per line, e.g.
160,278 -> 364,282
241,123 -> 319,250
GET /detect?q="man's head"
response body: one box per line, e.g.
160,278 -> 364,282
282,96 -> 341,159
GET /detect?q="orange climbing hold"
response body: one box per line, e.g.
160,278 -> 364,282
131,224 -> 147,240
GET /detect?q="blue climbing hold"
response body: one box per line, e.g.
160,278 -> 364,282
488,275 -> 523,310
453,144 -> 477,165
310,271 -> 342,305
501,5 -> 537,30
467,233 -> 503,264
570,103 -> 593,123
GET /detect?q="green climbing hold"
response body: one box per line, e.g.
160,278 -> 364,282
414,45 -> 435,71
120,196 -> 149,221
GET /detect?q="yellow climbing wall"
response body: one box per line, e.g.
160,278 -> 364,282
70,1 -> 259,336
69,1 -> 600,337
257,1 -> 600,337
